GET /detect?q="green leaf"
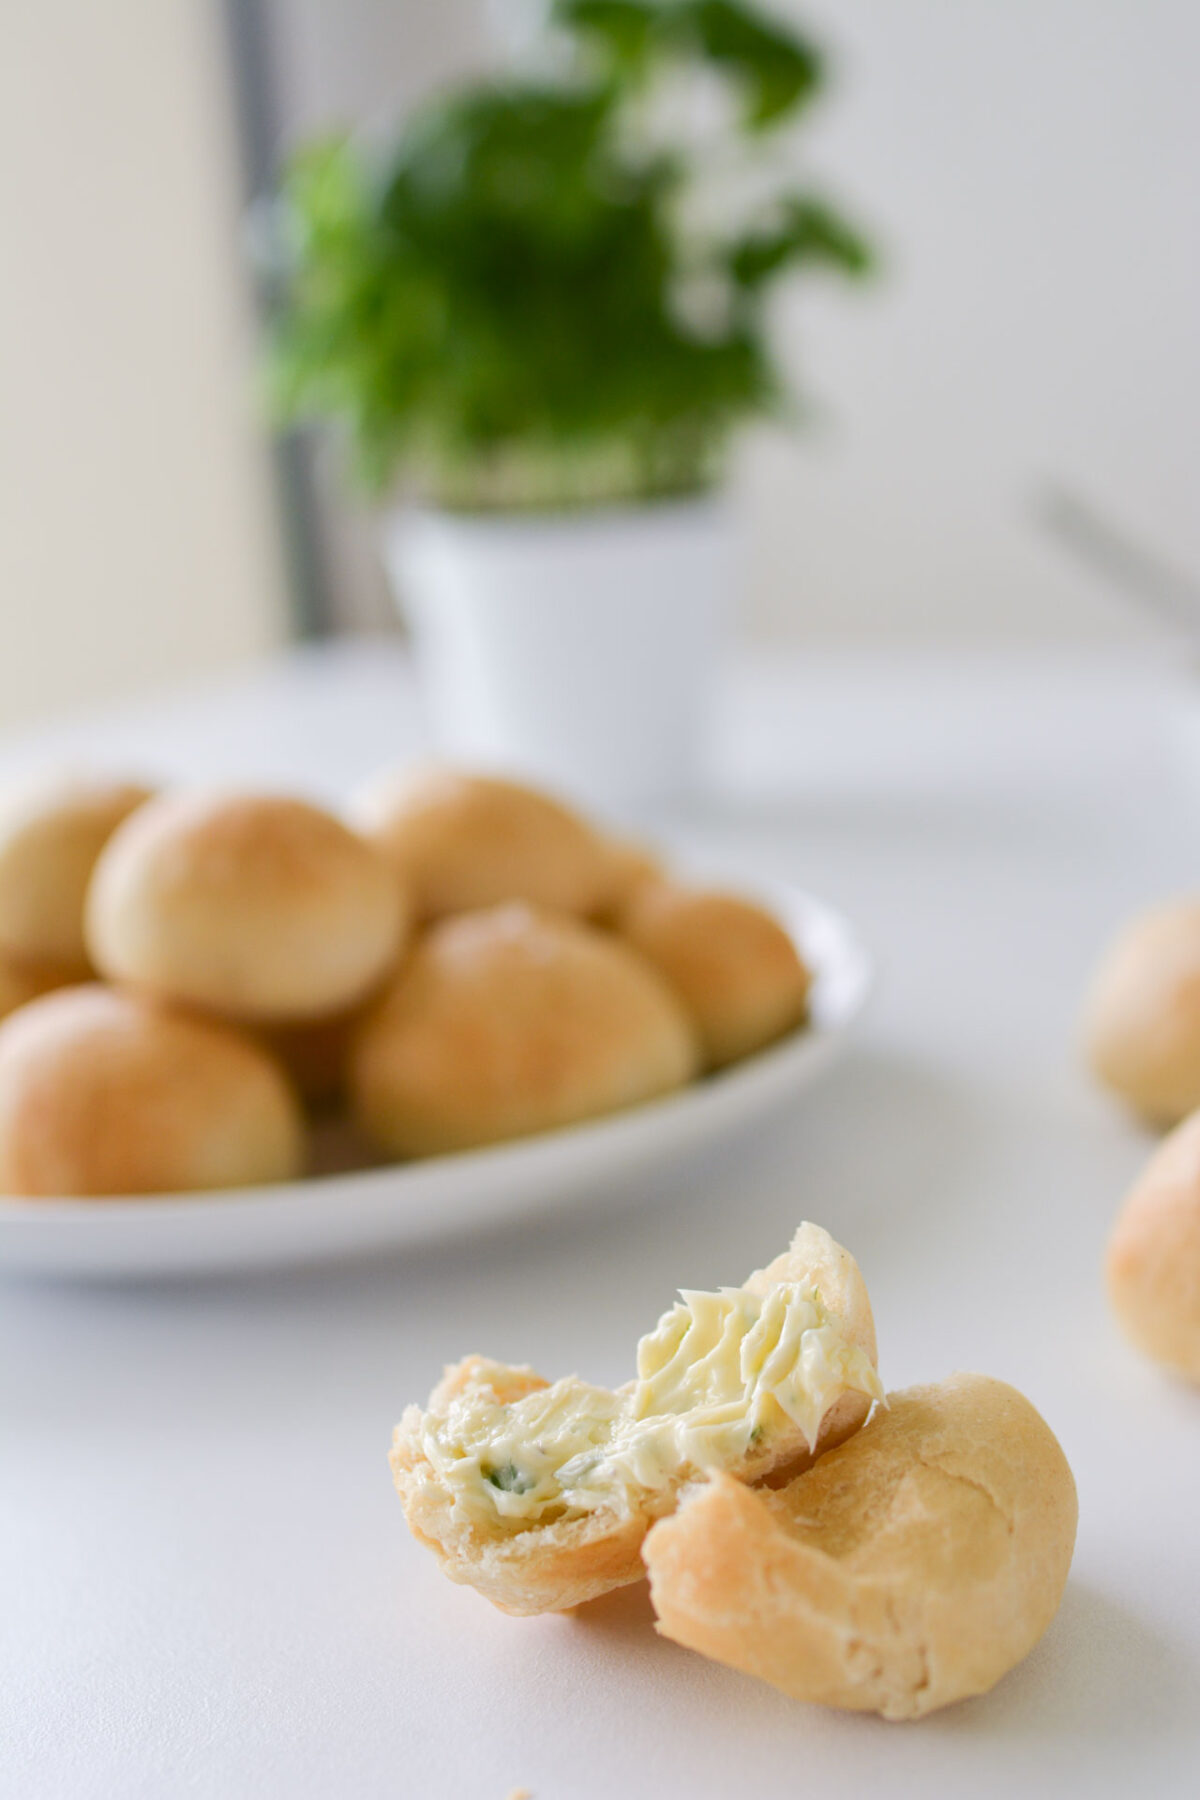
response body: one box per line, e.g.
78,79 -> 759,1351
682,2 -> 823,127
729,196 -> 874,287
553,0 -> 659,70
263,9 -> 870,502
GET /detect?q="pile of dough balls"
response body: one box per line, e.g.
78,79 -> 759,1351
1082,901 -> 1200,1382
0,767 -> 813,1199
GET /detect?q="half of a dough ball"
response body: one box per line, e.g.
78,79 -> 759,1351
87,791 -> 407,1023
1108,1111 -> 1200,1381
619,881 -> 811,1069
352,768 -> 616,922
391,1223 -> 881,1615
0,774 -> 153,974
351,903 -> 697,1157
644,1372 -> 1077,1720
1082,901 -> 1200,1126
0,986 -> 304,1197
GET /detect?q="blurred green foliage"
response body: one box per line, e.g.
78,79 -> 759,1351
268,0 -> 872,510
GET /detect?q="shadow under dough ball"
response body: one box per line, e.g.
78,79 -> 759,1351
0,985 -> 304,1197
0,948 -> 77,1025
350,902 -> 698,1157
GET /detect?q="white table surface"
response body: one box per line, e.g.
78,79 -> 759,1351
3,640 -> 1200,1799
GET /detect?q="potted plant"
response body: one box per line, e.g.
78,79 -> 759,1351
268,0 -> 871,806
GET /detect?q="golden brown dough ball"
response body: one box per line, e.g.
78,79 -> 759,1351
351,768 -> 615,922
0,774 -> 153,974
1107,1111 -> 1200,1381
618,881 -> 811,1070
1082,901 -> 1200,1126
644,1374 -> 1078,1720
0,986 -> 304,1197
350,903 -> 698,1157
86,791 -> 408,1024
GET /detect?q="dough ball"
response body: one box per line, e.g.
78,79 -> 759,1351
1108,1111 -> 1200,1381
0,774 -> 153,973
86,791 -> 408,1023
0,986 -> 304,1197
351,768 -> 615,922
644,1373 -> 1077,1721
350,903 -> 698,1157
618,881 -> 811,1069
1082,901 -> 1200,1126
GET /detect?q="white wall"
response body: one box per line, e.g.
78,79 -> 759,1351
0,1 -> 288,731
3,0 -> 1196,733
745,0 -> 1200,641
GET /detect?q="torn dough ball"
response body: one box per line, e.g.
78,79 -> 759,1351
391,1224 -> 881,1615
643,1372 -> 1077,1720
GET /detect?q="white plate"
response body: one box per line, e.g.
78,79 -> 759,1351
0,889 -> 872,1279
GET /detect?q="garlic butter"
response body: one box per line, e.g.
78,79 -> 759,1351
419,1281 -> 882,1532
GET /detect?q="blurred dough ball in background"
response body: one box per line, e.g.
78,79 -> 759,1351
1082,901 -> 1200,1126
1108,1111 -> 1200,1383
352,768 -> 617,922
350,902 -> 698,1157
0,986 -> 304,1197
86,791 -> 408,1023
618,881 -> 812,1070
0,774 -> 153,975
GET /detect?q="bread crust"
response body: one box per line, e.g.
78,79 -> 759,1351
0,985 -> 304,1196
1108,1110 -> 1200,1380
0,775 -> 153,974
352,768 -> 615,922
617,881 -> 812,1070
390,1224 -> 878,1615
351,904 -> 698,1157
87,791 -> 407,1024
643,1372 -> 1077,1719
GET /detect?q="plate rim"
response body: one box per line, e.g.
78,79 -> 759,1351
0,883 -> 874,1268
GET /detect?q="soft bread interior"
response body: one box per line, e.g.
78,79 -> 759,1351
390,1223 -> 880,1615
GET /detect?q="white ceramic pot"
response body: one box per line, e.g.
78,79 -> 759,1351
383,495 -> 732,810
